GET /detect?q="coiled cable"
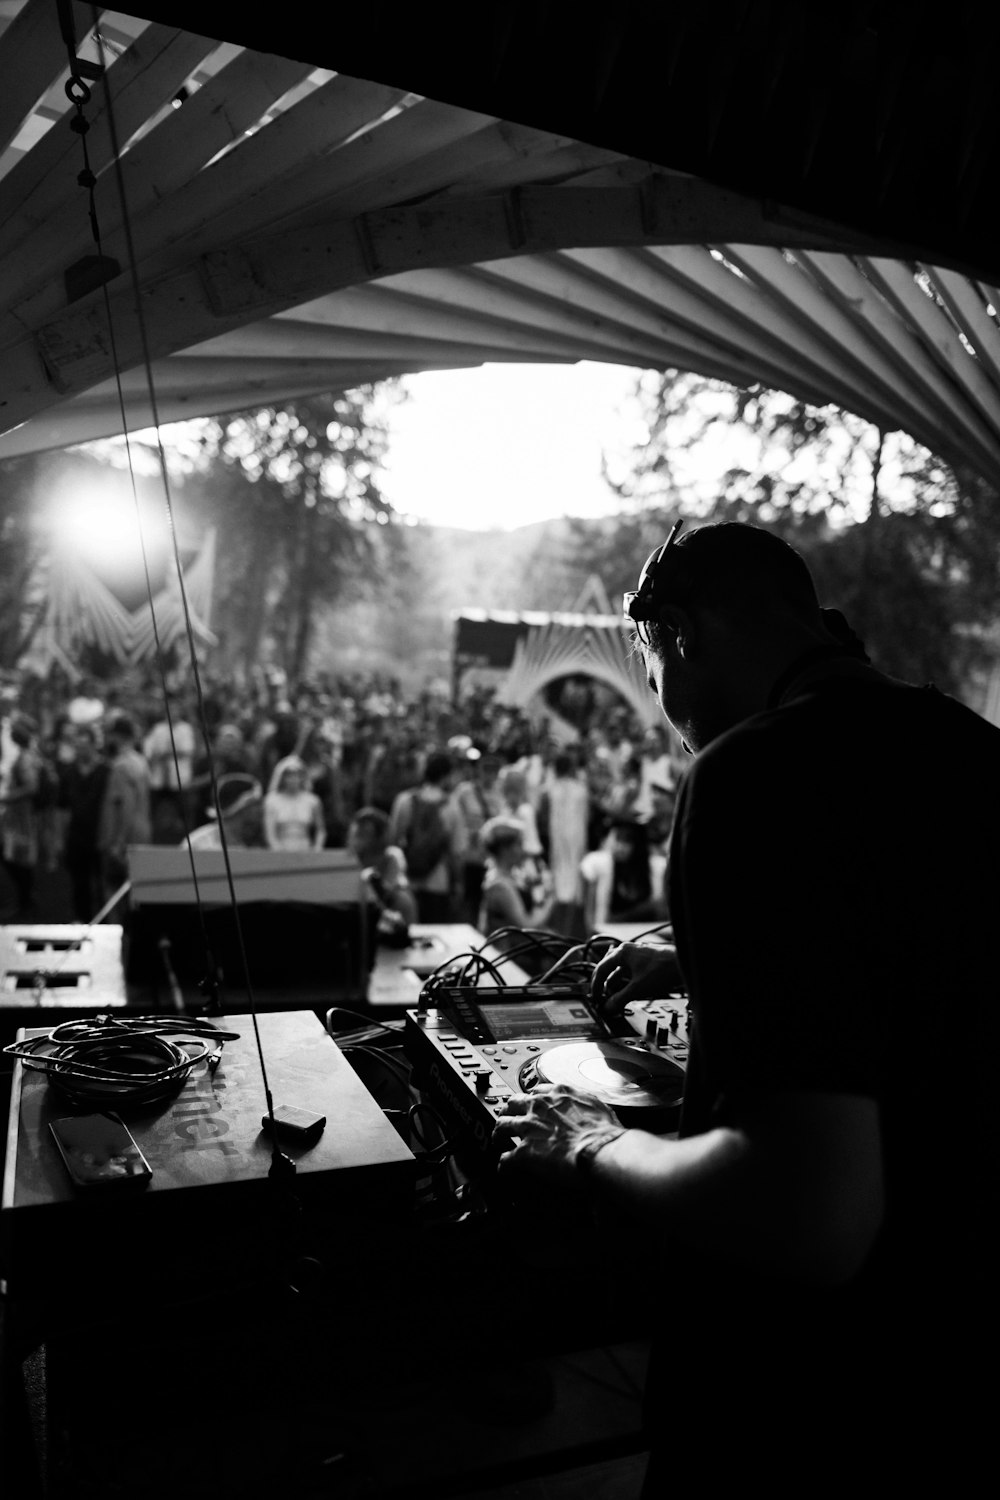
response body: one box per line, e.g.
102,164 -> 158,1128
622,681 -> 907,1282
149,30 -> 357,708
3,1014 -> 241,1111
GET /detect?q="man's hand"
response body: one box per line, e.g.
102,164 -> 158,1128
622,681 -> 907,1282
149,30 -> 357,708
494,1086 -> 625,1187
591,941 -> 684,1013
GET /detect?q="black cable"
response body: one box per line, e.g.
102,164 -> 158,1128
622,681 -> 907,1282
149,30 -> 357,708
338,1043 -> 413,1094
325,1008 -> 404,1045
4,1016 -> 241,1110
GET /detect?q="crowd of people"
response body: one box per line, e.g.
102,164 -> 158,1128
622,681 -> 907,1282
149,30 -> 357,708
0,666 -> 682,936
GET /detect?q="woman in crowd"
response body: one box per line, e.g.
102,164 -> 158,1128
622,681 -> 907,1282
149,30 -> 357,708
537,750 -> 590,937
263,755 -> 326,852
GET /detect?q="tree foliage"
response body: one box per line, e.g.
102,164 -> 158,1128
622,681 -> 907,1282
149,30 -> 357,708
567,370 -> 1000,697
182,386 -> 403,679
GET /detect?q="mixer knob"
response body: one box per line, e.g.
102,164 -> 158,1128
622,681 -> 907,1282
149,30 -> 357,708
475,1069 -> 491,1094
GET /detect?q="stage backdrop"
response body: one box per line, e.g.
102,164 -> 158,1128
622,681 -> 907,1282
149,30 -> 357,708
452,609 -> 662,730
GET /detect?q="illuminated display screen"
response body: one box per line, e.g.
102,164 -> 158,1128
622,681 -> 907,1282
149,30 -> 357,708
476,999 -> 601,1041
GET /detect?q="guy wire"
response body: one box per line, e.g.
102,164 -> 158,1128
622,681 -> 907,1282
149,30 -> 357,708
86,16 -> 281,1137
60,25 -> 217,988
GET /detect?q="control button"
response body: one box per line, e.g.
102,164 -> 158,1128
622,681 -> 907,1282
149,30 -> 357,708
502,1045 -> 517,1054
475,1070 -> 491,1093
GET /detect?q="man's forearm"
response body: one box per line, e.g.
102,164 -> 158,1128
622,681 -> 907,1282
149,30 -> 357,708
585,1118 -> 878,1287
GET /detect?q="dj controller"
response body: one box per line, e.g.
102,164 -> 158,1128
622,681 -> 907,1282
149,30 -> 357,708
403,985 -> 689,1163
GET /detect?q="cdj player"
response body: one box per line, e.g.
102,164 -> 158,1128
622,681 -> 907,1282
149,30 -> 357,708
403,985 -> 689,1164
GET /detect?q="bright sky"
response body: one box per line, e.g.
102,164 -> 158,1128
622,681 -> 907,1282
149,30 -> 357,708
378,362 -> 647,530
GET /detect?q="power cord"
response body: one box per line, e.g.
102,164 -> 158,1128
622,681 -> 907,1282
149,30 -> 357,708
3,1015 -> 241,1110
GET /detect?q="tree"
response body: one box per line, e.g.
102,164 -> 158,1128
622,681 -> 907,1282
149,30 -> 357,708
184,386 -> 403,680
0,453 -> 56,666
592,369 -> 1000,697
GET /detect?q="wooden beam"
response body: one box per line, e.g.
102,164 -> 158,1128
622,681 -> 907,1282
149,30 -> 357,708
0,360 -> 506,457
0,0 -> 94,155
799,253 -> 1000,476
0,24 -> 217,274
547,246 -> 936,436
190,311 -> 603,364
928,270 -> 1000,390
719,246 -> 993,458
4,172 -> 1000,490
288,267 -> 672,361
0,69 -> 411,351
860,258 -> 1000,436
131,92 -> 491,283
2,49 -> 315,340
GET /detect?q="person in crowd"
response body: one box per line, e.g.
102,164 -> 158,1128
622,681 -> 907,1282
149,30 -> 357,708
189,722 -> 256,826
0,714 -> 42,920
389,750 -> 462,922
579,815 -> 664,931
450,745 -> 503,924
263,755 -> 326,851
299,716 -> 349,847
602,754 -> 643,821
537,749 -> 591,937
97,712 -> 152,902
257,702 -> 302,790
348,804 -> 418,938
363,717 -> 422,814
495,520 -> 999,1495
644,780 -> 676,851
496,763 -> 551,919
633,724 -> 676,822
143,695 -> 197,843
186,773 -> 264,850
478,814 -> 553,934
59,723 -> 110,921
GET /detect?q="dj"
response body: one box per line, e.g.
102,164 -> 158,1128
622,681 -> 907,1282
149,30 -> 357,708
495,521 -> 998,1494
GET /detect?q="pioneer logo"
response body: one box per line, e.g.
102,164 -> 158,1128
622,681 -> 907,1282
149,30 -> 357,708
427,1057 -> 492,1147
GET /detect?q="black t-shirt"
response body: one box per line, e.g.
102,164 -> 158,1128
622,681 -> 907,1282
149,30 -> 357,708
645,667 -> 999,1490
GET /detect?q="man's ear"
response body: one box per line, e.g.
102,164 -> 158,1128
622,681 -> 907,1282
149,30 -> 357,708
660,606 -> 696,657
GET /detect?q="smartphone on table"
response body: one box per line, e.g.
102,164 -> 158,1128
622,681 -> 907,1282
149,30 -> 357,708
49,1113 -> 153,1191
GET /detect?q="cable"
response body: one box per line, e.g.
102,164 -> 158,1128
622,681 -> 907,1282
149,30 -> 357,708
3,1016 -> 241,1111
325,1007 -> 404,1044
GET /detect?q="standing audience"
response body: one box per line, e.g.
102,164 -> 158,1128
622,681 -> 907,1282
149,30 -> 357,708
1,667 -> 683,928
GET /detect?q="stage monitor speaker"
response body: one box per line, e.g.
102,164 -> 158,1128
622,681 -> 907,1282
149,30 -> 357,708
123,846 -> 369,995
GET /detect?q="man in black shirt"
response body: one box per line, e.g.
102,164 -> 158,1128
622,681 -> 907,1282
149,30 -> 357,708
59,723 -> 109,922
496,522 -> 998,1493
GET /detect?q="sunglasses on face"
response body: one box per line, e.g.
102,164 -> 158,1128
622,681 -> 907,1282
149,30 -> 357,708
622,519 -> 685,644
